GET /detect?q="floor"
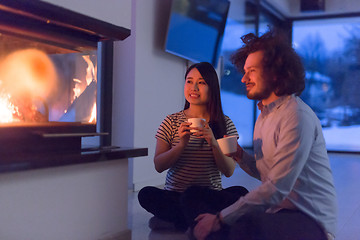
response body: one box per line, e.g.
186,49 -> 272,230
128,153 -> 360,240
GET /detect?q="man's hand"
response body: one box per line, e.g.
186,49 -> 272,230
222,136 -> 242,159
193,213 -> 221,240
230,144 -> 243,162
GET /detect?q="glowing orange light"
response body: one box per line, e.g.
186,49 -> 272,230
0,49 -> 57,100
73,78 -> 82,100
83,55 -> 96,85
0,48 -> 57,123
71,55 -> 97,123
0,93 -> 21,123
89,103 -> 96,123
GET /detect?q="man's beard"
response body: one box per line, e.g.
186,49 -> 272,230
246,83 -> 273,101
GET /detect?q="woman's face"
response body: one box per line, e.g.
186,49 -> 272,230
184,68 -> 209,106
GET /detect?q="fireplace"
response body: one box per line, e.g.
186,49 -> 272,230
0,0 -> 135,170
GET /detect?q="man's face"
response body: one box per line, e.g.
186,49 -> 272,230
241,51 -> 274,102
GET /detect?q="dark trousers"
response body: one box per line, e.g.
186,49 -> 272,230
138,186 -> 186,229
207,210 -> 328,240
138,185 -> 248,230
180,185 -> 249,228
181,187 -> 327,240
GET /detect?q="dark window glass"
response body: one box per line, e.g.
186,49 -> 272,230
220,1 -> 287,147
220,1 -> 256,147
293,17 -> 360,152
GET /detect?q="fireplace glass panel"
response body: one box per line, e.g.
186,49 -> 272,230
0,33 -> 97,125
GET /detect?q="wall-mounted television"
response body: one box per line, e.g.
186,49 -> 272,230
165,0 -> 230,67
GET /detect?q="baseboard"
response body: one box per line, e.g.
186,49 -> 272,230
99,229 -> 131,240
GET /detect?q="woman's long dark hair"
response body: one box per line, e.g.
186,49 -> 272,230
184,62 -> 226,139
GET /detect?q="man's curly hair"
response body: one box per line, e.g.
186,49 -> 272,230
230,28 -> 305,96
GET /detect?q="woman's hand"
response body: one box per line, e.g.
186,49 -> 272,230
193,213 -> 221,240
178,121 -> 192,147
153,120 -> 193,173
192,121 -> 216,146
193,123 -> 236,177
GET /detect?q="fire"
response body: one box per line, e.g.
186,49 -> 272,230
89,103 -> 96,123
0,49 -> 97,124
0,92 -> 21,123
83,55 -> 96,86
73,79 -> 82,100
71,55 -> 97,123
0,49 -> 57,100
0,49 -> 57,123
89,104 -> 96,123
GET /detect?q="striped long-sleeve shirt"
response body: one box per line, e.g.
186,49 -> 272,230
156,110 -> 238,192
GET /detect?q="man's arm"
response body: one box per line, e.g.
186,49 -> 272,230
232,144 -> 260,180
222,109 -> 315,225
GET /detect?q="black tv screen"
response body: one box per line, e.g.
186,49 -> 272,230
165,0 -> 230,67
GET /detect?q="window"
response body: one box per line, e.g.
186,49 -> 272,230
220,1 -> 288,147
220,1 -> 256,147
293,17 -> 360,152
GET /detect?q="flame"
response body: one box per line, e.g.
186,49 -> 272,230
83,55 -> 96,85
0,49 -> 97,124
0,92 -> 21,123
71,55 -> 97,123
0,49 -> 57,100
89,103 -> 96,123
0,49 -> 57,123
73,78 -> 82,100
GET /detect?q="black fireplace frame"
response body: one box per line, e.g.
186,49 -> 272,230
0,0 -> 130,147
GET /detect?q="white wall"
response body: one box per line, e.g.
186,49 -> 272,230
0,160 -> 130,240
112,0 -> 187,191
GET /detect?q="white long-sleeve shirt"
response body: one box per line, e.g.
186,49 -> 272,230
221,95 -> 337,237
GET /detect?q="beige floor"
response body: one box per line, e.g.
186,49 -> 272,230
128,153 -> 360,240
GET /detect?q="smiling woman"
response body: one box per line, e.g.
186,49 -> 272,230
137,62 -> 247,232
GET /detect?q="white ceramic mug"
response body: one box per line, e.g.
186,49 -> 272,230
217,135 -> 237,154
187,118 -> 206,132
